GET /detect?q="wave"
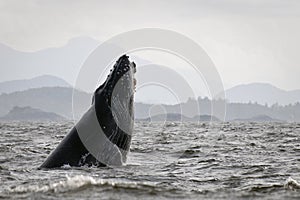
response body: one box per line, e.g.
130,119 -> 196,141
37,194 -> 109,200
284,177 -> 300,190
8,175 -> 156,194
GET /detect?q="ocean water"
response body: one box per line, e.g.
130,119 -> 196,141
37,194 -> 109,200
0,121 -> 300,199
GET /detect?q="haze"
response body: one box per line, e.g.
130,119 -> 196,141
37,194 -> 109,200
0,0 -> 300,92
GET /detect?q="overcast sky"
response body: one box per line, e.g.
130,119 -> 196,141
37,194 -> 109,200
0,0 -> 300,91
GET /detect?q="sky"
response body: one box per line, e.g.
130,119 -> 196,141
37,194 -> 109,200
0,0 -> 300,92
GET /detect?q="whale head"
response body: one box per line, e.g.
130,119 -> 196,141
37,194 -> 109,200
93,55 -> 136,155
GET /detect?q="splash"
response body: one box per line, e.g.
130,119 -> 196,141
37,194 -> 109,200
284,177 -> 300,190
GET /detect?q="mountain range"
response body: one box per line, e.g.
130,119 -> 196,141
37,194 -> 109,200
0,37 -> 299,106
1,75 -> 300,106
225,83 -> 300,106
0,86 -> 91,120
0,75 -> 71,94
0,106 -> 65,121
0,84 -> 299,122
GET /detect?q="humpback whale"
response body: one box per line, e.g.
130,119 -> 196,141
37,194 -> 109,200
40,55 -> 136,168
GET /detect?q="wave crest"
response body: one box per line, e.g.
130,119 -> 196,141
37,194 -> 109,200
8,175 -> 155,194
284,177 -> 300,190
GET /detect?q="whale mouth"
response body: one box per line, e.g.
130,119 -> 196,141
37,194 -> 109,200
110,55 -> 136,80
103,55 -> 136,93
93,55 -> 136,104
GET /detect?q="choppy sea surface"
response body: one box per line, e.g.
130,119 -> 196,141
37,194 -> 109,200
0,121 -> 300,199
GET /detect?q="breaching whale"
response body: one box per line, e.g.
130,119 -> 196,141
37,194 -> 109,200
40,55 -> 136,168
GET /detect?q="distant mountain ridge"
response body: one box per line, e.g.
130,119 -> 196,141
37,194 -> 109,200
0,77 -> 299,122
0,87 -> 91,119
0,106 -> 65,121
225,83 -> 300,106
2,74 -> 300,107
0,37 -> 99,86
0,75 -> 71,94
134,97 -> 300,122
0,86 -> 299,122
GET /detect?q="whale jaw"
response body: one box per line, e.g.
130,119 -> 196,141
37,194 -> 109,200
93,55 -> 136,153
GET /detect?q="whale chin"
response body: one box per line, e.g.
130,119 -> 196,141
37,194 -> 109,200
40,55 -> 136,168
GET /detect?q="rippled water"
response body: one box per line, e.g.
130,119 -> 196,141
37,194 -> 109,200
0,121 -> 300,199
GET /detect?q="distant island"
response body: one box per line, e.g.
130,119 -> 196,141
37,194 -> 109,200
137,113 -> 220,122
232,114 -> 282,122
0,106 -> 66,122
135,98 -> 300,122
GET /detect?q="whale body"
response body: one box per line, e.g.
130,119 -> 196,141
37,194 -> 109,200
40,55 -> 136,168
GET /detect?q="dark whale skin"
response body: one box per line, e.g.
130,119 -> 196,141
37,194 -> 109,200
40,55 -> 135,168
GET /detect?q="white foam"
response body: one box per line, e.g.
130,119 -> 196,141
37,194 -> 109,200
61,164 -> 71,169
284,177 -> 300,190
8,175 -> 155,194
9,175 -> 99,193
